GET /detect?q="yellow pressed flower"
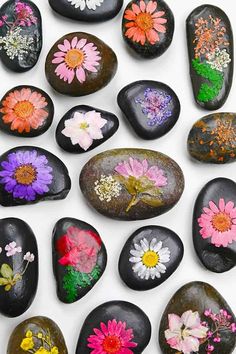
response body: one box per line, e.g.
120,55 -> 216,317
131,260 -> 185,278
37,332 -> 43,338
35,348 -> 50,354
26,330 -> 33,338
20,337 -> 34,351
51,346 -> 59,354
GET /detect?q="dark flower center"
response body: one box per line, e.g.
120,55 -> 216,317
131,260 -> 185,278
102,335 -> 121,353
14,164 -> 36,185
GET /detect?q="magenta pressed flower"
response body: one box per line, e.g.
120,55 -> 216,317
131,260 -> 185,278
52,37 -> 101,84
0,150 -> 53,201
198,198 -> 236,247
87,319 -> 138,353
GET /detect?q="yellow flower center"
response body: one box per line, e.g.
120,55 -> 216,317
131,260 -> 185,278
142,251 -> 159,267
102,335 -> 121,353
212,212 -> 232,232
14,164 -> 36,185
79,121 -> 89,130
135,13 -> 153,31
14,101 -> 34,120
65,49 -> 84,69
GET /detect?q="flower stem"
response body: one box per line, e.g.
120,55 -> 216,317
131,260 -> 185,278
126,195 -> 138,212
20,261 -> 29,276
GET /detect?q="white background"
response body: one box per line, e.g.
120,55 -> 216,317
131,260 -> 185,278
0,0 -> 236,353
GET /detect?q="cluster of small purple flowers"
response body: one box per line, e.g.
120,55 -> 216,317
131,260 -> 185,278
0,1 -> 36,28
203,308 -> 236,354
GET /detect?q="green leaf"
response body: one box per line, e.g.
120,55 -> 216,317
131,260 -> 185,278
141,196 -> 164,207
0,278 -> 9,286
13,273 -> 22,282
90,265 -> 101,280
0,264 -> 13,279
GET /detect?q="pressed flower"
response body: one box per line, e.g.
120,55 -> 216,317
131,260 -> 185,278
206,48 -> 231,72
56,226 -> 101,273
94,175 -> 122,202
5,241 -> 22,257
0,88 -> 49,133
52,37 -> 101,84
115,157 -> 167,212
0,150 -> 53,202
124,0 -> 167,45
62,110 -> 107,151
15,2 -> 37,26
135,88 -> 172,126
129,238 -> 170,280
87,319 -> 138,353
23,252 -> 35,262
198,198 -> 236,247
20,337 -> 35,351
67,0 -> 104,11
0,27 -> 34,60
165,310 -> 209,353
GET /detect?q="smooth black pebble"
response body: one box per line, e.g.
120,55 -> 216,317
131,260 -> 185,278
76,301 -> 151,353
193,177 -> 236,273
56,105 -> 119,153
119,225 -> 184,291
0,0 -> 42,72
117,80 -> 180,139
0,217 -> 38,317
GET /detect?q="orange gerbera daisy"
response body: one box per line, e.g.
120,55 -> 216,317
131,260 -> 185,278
0,88 -> 49,133
124,0 -> 167,45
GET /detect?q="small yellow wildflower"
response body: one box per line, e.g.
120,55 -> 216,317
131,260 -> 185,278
26,330 -> 33,338
20,337 -> 34,351
37,332 -> 43,338
51,347 -> 59,354
35,347 -> 50,354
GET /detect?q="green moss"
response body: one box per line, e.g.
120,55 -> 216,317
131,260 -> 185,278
192,58 -> 224,103
63,265 -> 101,303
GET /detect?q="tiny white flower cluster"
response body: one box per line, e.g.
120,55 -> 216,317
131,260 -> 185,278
0,27 -> 34,60
206,48 -> 231,72
94,175 -> 122,202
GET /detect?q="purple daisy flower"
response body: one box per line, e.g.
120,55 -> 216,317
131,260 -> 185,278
0,150 -> 53,201
135,88 -> 172,126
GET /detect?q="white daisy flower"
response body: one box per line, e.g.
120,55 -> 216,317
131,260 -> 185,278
67,0 -> 104,11
129,238 -> 170,280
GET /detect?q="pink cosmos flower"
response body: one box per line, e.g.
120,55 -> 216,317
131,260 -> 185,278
5,242 -> 22,257
52,37 -> 101,84
87,319 -> 138,354
62,110 -> 107,151
198,198 -> 236,247
165,310 -> 209,354
115,157 -> 167,187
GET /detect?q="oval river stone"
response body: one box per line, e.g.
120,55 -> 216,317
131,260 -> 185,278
159,281 -> 236,354
0,146 -> 71,207
45,32 -> 118,96
117,80 -> 180,140
79,148 -> 184,220
76,301 -> 151,353
56,105 -> 119,153
0,218 -> 38,317
52,217 -> 107,303
193,177 -> 236,273
122,0 -> 174,58
187,113 -> 236,164
0,0 -> 42,72
0,85 -> 54,137
119,225 -> 184,291
7,316 -> 68,354
48,0 -> 123,22
187,5 -> 234,110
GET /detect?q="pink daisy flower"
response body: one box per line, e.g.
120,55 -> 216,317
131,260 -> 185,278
87,319 -> 138,354
198,198 -> 236,247
52,37 -> 101,84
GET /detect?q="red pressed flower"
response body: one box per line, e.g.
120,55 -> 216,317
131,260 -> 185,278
56,226 -> 101,273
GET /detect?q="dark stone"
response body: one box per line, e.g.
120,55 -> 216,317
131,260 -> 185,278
117,81 -> 180,140
52,217 -> 107,303
45,32 -> 117,96
76,300 -> 151,353
56,105 -> 119,153
122,0 -> 174,59
119,225 -> 184,291
0,218 -> 38,317
0,0 -> 42,72
0,146 -> 71,207
48,0 -> 123,22
159,281 -> 236,354
193,178 -> 236,273
187,113 -> 236,164
7,316 -> 68,353
0,85 -> 54,137
79,148 -> 184,220
186,5 -> 234,110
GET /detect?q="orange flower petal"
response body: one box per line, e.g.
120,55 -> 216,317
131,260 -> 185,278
140,0 -> 146,12
2,113 -> 16,123
146,28 -> 159,44
153,23 -> 166,33
131,3 -> 141,15
152,11 -> 165,18
146,1 -> 157,14
21,88 -> 32,101
124,9 -> 136,20
153,17 -> 167,24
